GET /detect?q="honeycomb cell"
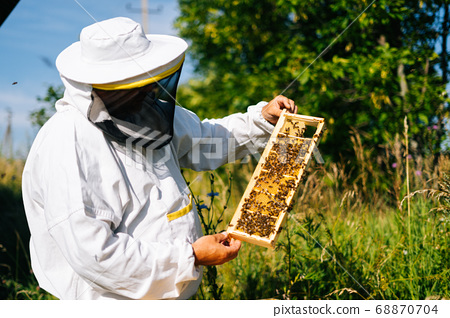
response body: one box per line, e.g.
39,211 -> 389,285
228,112 -> 325,248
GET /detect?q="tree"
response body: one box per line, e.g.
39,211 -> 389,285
30,85 -> 63,128
175,0 -> 449,159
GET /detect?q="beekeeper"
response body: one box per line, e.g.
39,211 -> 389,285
22,17 -> 297,300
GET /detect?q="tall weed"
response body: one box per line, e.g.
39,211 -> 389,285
0,129 -> 448,299
214,132 -> 449,300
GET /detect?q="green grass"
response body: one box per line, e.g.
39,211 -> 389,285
215,198 -> 449,300
1,138 -> 449,300
185,136 -> 450,300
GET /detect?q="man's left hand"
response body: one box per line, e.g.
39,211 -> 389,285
261,95 -> 297,125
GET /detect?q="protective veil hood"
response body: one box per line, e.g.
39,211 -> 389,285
56,64 -> 183,150
54,17 -> 187,149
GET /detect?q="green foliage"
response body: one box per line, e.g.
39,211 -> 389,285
1,142 -> 449,299
1,277 -> 57,300
182,170 -> 233,299
176,0 -> 449,159
30,85 -> 64,127
181,130 -> 450,300
0,157 -> 55,299
215,162 -> 450,300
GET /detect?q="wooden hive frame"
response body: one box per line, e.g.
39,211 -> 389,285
227,110 -> 325,248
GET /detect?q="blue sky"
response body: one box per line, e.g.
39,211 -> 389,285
1,1 -> 449,157
0,0 -> 192,156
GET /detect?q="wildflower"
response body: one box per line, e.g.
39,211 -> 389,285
407,154 -> 412,160
427,126 -> 431,131
403,249 -> 408,255
432,125 -> 438,130
392,163 -> 398,168
207,192 -> 219,197
415,170 -> 422,176
197,204 -> 208,210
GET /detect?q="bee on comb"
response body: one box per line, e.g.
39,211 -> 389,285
227,111 -> 325,248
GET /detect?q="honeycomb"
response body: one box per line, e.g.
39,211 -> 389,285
227,111 -> 325,248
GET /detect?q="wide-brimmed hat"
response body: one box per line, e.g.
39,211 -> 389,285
56,17 -> 188,84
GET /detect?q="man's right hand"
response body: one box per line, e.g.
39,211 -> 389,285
192,232 -> 241,266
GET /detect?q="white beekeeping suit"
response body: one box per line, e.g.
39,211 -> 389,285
22,17 -> 275,299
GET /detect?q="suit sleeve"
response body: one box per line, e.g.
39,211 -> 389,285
172,102 -> 274,171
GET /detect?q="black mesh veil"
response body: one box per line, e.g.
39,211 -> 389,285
89,66 -> 182,150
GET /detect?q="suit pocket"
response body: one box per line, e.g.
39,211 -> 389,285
166,195 -> 192,221
167,195 -> 201,244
